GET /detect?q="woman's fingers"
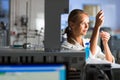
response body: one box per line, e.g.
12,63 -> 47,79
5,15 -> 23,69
95,10 -> 104,27
100,31 -> 110,42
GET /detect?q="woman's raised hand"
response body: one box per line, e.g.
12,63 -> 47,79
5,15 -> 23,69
95,10 -> 104,28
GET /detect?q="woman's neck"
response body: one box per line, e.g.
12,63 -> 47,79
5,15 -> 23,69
74,36 -> 84,46
68,36 -> 84,46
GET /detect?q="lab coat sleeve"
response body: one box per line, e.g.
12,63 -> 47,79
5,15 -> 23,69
89,45 -> 105,60
89,45 -> 115,63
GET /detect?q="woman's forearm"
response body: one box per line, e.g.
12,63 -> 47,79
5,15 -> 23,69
90,10 -> 104,55
103,42 -> 113,62
90,27 -> 100,55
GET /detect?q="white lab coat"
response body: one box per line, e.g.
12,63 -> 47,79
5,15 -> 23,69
61,38 -> 115,63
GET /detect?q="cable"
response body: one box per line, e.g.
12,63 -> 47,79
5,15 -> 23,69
85,64 -> 111,80
96,65 -> 110,80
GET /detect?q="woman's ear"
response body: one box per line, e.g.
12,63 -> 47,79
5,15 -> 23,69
69,21 -> 74,29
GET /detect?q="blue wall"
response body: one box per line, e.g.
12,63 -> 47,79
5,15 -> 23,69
115,0 -> 120,30
69,0 -> 119,30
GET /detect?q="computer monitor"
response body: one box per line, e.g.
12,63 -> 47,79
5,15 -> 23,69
61,13 -> 68,30
0,63 -> 67,80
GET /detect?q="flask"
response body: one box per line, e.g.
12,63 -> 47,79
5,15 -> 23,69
85,42 -> 90,60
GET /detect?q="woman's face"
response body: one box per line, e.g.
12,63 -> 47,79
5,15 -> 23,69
70,14 -> 89,37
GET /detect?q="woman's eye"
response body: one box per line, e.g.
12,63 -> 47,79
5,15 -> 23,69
80,22 -> 89,25
80,22 -> 85,25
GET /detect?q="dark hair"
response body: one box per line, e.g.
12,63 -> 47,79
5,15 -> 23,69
68,9 -> 85,23
64,9 -> 87,43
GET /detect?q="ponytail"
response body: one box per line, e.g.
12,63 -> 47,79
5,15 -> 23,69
64,26 -> 72,38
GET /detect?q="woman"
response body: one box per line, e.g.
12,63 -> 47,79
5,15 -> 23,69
61,9 -> 114,63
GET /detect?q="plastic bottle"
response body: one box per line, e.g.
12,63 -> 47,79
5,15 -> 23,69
85,42 -> 90,61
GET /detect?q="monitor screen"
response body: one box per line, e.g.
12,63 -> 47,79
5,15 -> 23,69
0,63 -> 67,80
61,13 -> 68,30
